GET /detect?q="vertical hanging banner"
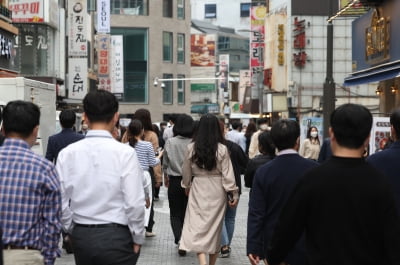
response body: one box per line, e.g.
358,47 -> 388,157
68,58 -> 88,99
97,34 -> 111,91
250,5 -> 267,100
219,54 -> 230,114
68,0 -> 87,56
111,35 -> 124,96
97,0 -> 110,33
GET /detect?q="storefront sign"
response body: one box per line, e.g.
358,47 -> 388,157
9,0 -> 44,23
68,0 -> 87,56
277,24 -> 284,66
365,9 -> 390,64
369,117 -> 390,154
97,0 -> 110,33
68,58 -> 88,99
250,5 -> 266,102
293,17 -> 307,68
0,29 -> 17,73
97,34 -> 111,91
111,35 -> 124,94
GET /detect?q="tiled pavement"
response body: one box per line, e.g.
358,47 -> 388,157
56,184 -> 251,265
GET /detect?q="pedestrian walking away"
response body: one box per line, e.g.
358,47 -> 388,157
247,119 -> 318,265
162,114 -> 194,256
0,100 -> 62,265
265,104 -> 400,265
56,90 -> 145,265
179,114 -> 239,265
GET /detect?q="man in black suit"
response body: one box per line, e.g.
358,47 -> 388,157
45,109 -> 84,254
247,119 -> 318,265
367,108 -> 400,212
265,104 -> 400,265
46,109 -> 84,164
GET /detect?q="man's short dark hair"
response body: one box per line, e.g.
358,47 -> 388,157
270,119 -> 300,151
257,118 -> 268,126
330,103 -> 372,149
59,109 -> 76,129
2,100 -> 40,138
169,114 -> 178,124
231,121 -> 242,130
173,114 -> 194,138
390,108 -> 400,139
83,90 -> 118,123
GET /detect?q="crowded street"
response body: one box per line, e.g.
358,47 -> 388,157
55,185 -> 250,265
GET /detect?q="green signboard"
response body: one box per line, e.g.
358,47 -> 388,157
191,83 -> 215,91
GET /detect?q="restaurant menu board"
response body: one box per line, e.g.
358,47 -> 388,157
369,117 -> 391,154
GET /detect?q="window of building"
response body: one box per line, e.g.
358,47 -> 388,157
163,74 -> 173,104
111,28 -> 148,103
163,0 -> 173,18
163,32 -> 173,62
177,34 -> 185,63
177,74 -> 185,104
177,0 -> 185,19
205,4 -> 216,18
111,0 -> 148,15
218,36 -> 230,50
240,3 -> 251,17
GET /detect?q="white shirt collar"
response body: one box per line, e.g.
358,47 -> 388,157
277,149 -> 298,156
85,130 -> 113,139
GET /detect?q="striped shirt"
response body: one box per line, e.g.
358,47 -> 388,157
131,140 -> 160,171
0,138 -> 62,265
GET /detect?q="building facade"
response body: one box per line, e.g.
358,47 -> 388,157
109,0 -> 191,121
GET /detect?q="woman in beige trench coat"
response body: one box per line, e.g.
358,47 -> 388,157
179,114 -> 239,265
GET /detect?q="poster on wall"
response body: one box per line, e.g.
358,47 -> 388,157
191,34 -> 215,67
68,58 -> 88,100
68,0 -> 87,56
111,35 -> 124,96
9,0 -> 44,23
369,117 -> 391,154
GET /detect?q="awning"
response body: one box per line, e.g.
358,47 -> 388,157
344,65 -> 400,86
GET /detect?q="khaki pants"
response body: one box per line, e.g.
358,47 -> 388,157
4,249 -> 44,265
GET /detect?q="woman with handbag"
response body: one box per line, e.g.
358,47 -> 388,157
179,114 -> 238,265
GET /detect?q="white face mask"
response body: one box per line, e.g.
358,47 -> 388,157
310,131 -> 318,138
259,124 -> 269,131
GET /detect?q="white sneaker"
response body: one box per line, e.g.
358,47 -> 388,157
145,231 -> 156,237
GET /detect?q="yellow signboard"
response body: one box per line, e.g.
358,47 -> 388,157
339,0 -> 369,16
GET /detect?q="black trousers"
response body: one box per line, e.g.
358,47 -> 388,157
71,225 -> 140,265
146,168 -> 155,232
167,176 -> 188,245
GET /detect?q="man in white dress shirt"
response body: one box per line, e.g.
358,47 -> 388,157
56,90 -> 145,265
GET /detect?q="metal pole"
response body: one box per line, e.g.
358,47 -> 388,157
323,1 -> 335,138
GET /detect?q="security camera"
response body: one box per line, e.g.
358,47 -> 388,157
153,79 -> 158,87
161,82 -> 166,88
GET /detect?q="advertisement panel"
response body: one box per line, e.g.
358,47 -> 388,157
339,0 -> 368,16
300,117 -> 323,143
191,34 -> 215,67
68,58 -> 88,100
239,70 -> 251,105
219,54 -> 229,112
68,0 -> 87,57
97,34 -> 111,91
369,117 -> 391,154
250,5 -> 266,101
111,35 -> 124,95
9,0 -> 44,23
97,0 -> 110,33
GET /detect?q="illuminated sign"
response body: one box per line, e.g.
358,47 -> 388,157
365,9 -> 390,64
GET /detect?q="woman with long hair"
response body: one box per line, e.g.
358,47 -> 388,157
133,108 -> 161,237
179,114 -> 238,265
299,126 -> 320,161
244,121 -> 257,155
